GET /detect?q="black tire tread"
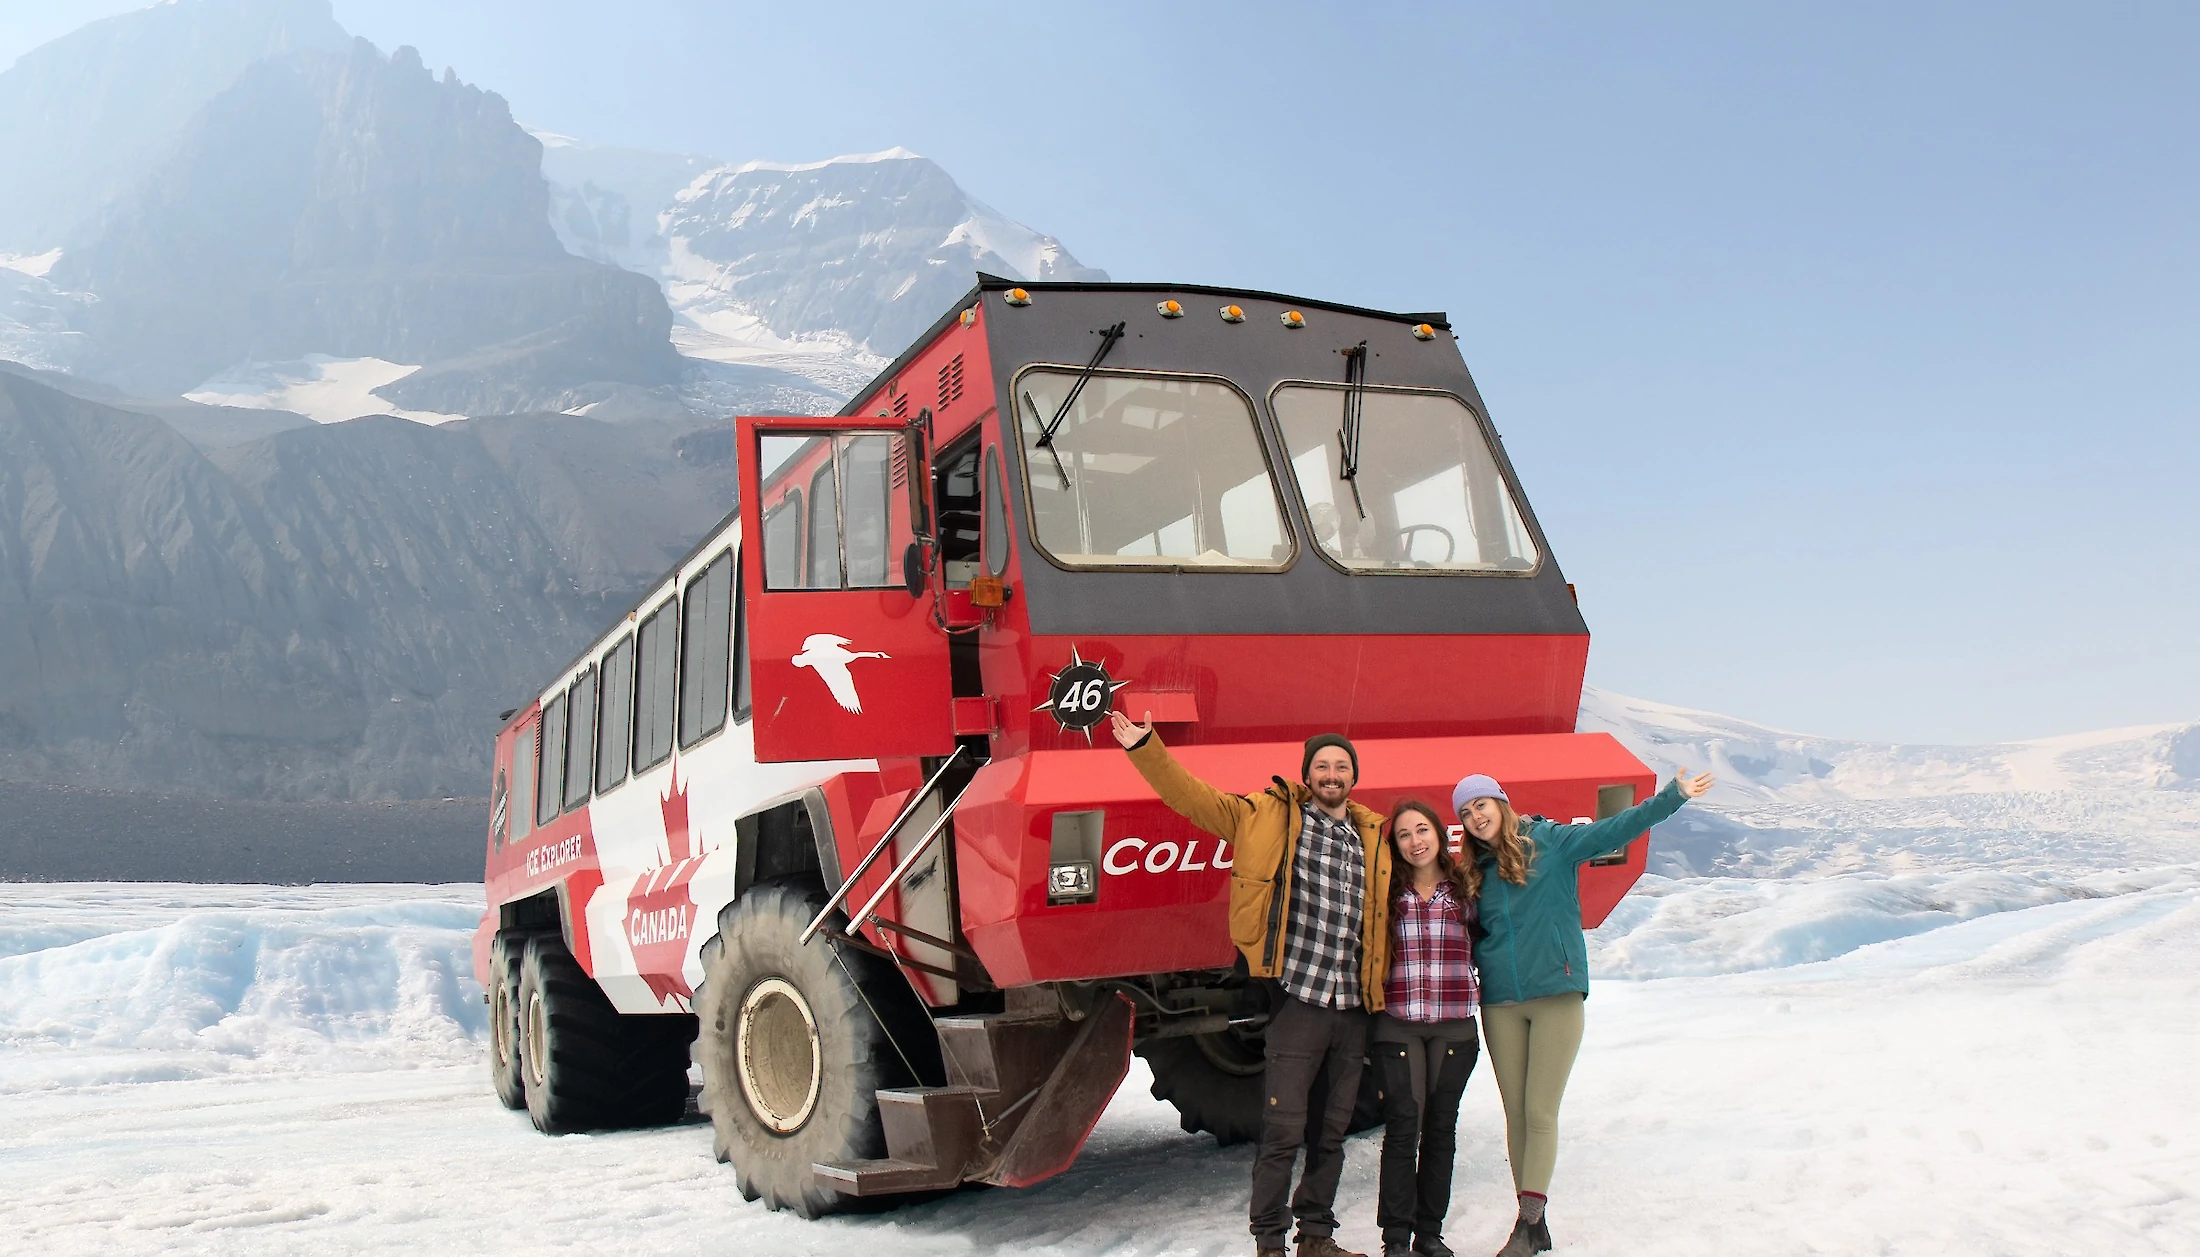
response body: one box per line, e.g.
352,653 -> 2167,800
520,934 -> 695,1134
692,880 -> 932,1217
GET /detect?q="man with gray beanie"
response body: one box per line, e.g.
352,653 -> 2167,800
1111,709 -> 1394,1257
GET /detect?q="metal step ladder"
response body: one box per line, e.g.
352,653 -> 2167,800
813,987 -> 1135,1196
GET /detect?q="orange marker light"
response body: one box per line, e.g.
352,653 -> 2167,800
970,575 -> 1010,608
1280,310 -> 1306,329
1156,299 -> 1184,318
1413,323 -> 1437,341
959,307 -> 977,327
1004,288 -> 1032,306
1219,304 -> 1246,323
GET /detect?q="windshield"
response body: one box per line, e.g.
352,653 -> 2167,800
1273,385 -> 1539,573
1017,369 -> 1290,569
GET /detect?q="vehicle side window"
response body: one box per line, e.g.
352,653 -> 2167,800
732,551 -> 752,722
563,668 -> 596,812
937,439 -> 981,588
596,635 -> 633,795
536,693 -> 566,828
679,550 -> 733,748
840,432 -> 894,587
983,444 -> 1010,576
511,722 -> 536,843
762,492 -> 803,589
634,600 -> 676,772
806,460 -> 839,587
760,430 -> 917,591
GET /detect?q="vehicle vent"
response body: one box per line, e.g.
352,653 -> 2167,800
890,438 -> 910,488
937,354 -> 964,410
892,392 -> 908,421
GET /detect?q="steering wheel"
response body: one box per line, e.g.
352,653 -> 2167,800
1397,523 -> 1456,564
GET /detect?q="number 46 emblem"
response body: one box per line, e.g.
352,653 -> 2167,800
1034,645 -> 1131,742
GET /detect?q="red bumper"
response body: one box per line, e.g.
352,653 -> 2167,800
957,733 -> 1654,987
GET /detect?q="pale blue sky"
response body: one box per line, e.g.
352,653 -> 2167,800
8,2 -> 2196,743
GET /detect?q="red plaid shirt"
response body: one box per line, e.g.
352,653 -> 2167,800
1384,879 -> 1478,1022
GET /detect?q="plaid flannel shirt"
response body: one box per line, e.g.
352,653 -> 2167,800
1276,802 -> 1367,1009
1383,879 -> 1478,1022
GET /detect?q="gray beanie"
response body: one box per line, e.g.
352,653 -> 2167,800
1451,774 -> 1508,816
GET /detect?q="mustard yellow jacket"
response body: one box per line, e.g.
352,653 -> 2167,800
1126,733 -> 1393,1010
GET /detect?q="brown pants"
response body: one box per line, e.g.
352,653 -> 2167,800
1250,995 -> 1371,1246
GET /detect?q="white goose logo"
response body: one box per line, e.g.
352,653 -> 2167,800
791,634 -> 891,714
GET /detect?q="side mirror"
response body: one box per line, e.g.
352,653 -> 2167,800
903,541 -> 926,597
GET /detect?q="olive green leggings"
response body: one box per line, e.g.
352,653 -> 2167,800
1480,992 -> 1585,1195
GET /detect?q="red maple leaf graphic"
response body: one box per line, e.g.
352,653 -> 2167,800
660,769 -> 692,865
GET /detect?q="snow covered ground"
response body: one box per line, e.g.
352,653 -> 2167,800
184,356 -> 464,426
5,695 -> 2197,1255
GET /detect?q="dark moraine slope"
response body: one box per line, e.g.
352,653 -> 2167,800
0,782 -> 487,883
0,368 -> 742,803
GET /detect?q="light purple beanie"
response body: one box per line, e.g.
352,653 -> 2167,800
1451,774 -> 1508,816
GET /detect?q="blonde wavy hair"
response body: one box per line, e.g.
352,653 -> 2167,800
1459,797 -> 1533,895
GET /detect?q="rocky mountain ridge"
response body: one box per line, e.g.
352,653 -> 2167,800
0,0 -> 1108,803
0,369 -> 741,800
52,35 -> 679,413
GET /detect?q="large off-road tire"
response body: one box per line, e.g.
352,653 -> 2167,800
517,934 -> 695,1134
1139,1026 -> 1268,1145
693,881 -> 931,1217
488,930 -> 529,1110
1141,1025 -> 1384,1146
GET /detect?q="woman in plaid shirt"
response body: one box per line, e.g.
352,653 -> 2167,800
1372,800 -> 1482,1257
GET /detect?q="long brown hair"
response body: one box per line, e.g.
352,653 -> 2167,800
1386,799 -> 1473,905
1459,796 -> 1533,893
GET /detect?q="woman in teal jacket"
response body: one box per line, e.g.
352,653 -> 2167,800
1454,768 -> 1713,1257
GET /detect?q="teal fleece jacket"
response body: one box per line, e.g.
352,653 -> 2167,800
1472,779 -> 1689,1006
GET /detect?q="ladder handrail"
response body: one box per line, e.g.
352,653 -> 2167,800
838,779 -> 975,943
800,748 -> 966,945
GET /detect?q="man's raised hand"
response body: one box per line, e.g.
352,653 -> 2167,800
1109,709 -> 1154,750
1676,768 -> 1716,799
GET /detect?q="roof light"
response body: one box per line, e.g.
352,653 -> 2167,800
959,306 -> 977,327
1219,305 -> 1245,323
1413,323 -> 1437,341
1004,288 -> 1032,306
1156,299 -> 1184,319
1280,310 -> 1306,329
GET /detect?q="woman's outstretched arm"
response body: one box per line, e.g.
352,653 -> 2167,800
1549,769 -> 1714,864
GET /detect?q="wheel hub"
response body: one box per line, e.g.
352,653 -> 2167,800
525,989 -> 549,1087
493,981 -> 515,1068
736,976 -> 822,1133
1193,1026 -> 1267,1078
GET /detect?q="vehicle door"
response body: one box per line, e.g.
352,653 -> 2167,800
737,415 -> 955,763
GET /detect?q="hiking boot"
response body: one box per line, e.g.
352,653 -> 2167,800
1259,1247 -> 1288,1257
1382,1242 -> 1415,1257
1297,1237 -> 1369,1257
1529,1219 -> 1551,1252
1493,1218 -> 1550,1257
1413,1237 -> 1456,1257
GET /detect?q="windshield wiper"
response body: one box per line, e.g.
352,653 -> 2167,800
1338,340 -> 1369,518
1032,321 -> 1127,489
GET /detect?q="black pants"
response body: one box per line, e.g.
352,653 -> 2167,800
1251,995 -> 1371,1246
1372,1015 -> 1480,1246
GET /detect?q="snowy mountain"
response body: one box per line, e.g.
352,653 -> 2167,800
1,3 -> 1107,422
1578,686 -> 2200,877
51,38 -> 679,411
0,0 -> 347,254
654,148 -> 1107,395
536,131 -> 715,274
